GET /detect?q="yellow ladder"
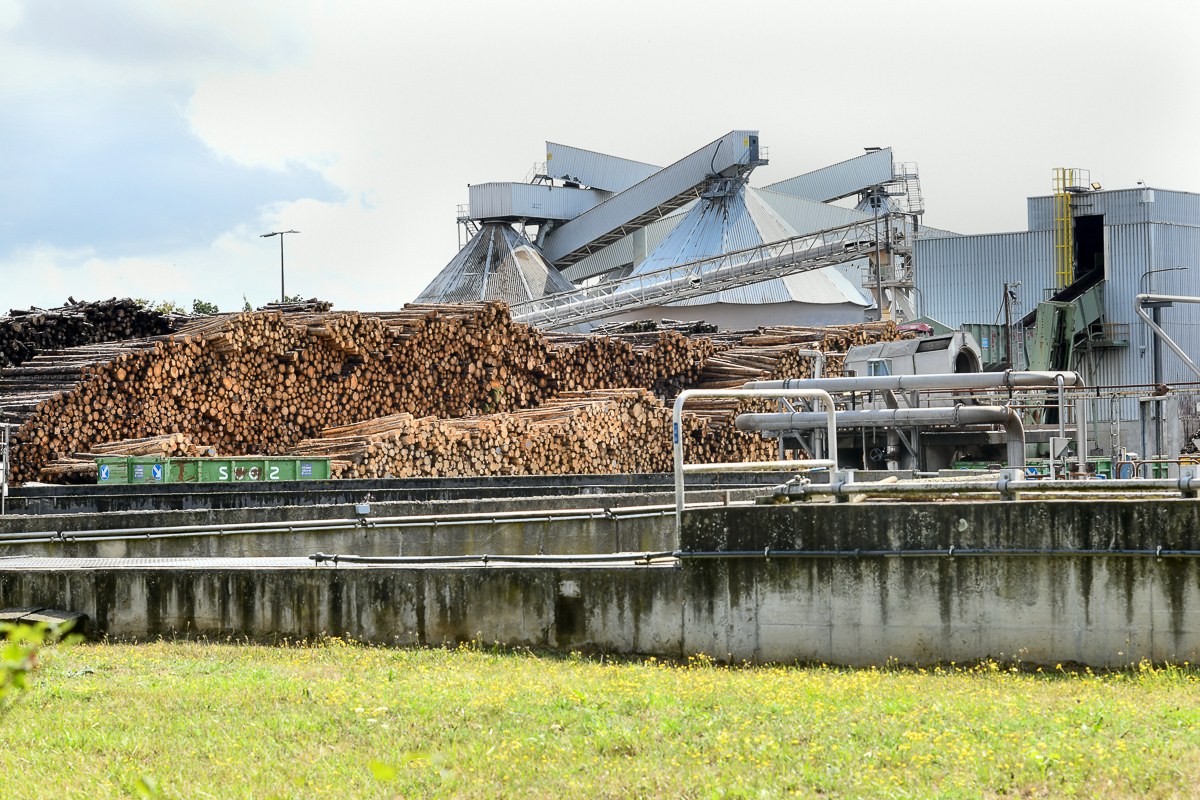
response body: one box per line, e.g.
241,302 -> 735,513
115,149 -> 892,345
1052,168 -> 1074,290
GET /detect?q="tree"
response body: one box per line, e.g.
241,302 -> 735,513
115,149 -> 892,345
192,299 -> 219,315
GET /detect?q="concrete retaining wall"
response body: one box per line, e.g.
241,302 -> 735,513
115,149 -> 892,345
4,498 -> 1200,667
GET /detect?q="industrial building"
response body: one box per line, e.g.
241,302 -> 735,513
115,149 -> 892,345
914,173 -> 1200,454
420,132 -> 952,327
414,132 -> 1200,465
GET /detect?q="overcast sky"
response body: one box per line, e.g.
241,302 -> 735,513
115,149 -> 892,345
2,0 -> 1198,313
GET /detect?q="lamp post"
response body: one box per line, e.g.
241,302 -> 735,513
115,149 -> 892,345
260,230 -> 300,303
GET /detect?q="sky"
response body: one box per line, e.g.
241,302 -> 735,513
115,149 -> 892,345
1,0 -> 1198,313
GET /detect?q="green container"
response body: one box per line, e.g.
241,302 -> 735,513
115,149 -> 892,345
128,457 -> 167,484
95,457 -> 130,485
95,456 -> 330,484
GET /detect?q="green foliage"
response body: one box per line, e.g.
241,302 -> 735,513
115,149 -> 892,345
242,294 -> 253,313
191,299 -> 219,315
132,299 -> 186,315
1,641 -> 1199,797
283,294 -> 304,303
0,621 -> 77,717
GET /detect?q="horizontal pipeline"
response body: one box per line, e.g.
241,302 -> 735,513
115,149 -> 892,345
680,547 -> 1200,558
0,505 -> 700,545
306,546 -> 1200,566
786,476 -> 1199,497
309,551 -> 677,566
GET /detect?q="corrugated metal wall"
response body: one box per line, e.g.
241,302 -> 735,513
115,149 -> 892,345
544,142 -> 661,193
916,221 -> 1200,423
763,148 -> 894,202
468,183 -> 611,222
914,230 -> 1056,327
1028,188 -> 1200,230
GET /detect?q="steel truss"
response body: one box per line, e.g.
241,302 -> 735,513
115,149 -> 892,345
511,213 -> 911,331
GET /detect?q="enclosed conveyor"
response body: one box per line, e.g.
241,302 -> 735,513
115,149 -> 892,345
540,130 -> 761,267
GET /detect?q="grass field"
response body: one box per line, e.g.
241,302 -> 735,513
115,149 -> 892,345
2,640 -> 1198,799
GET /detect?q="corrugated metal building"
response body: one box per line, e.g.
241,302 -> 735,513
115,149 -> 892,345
416,222 -> 579,305
601,182 -> 870,328
916,186 -> 1200,444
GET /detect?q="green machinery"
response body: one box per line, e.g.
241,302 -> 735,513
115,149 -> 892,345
96,456 -> 332,485
1024,281 -> 1128,371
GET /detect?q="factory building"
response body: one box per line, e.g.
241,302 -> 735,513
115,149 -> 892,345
915,176 -> 1200,454
419,133 -> 951,329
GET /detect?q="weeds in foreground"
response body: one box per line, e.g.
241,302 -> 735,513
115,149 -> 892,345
2,639 -> 1198,799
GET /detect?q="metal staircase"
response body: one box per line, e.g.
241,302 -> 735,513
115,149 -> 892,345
510,214 -> 911,330
893,161 -> 925,216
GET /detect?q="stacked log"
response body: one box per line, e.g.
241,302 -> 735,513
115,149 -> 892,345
256,298 -> 333,313
289,389 -> 771,479
0,297 -> 192,369
36,433 -> 218,484
681,322 -> 910,426
2,301 -> 912,484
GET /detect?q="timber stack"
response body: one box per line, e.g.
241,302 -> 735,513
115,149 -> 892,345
288,389 -> 772,479
0,297 -> 193,369
36,433 -> 219,484
0,301 -> 910,484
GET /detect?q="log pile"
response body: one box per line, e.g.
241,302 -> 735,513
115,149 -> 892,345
289,389 -> 772,479
1,300 -> 910,484
36,433 -> 218,484
682,322 -> 909,425
0,297 -> 192,369
256,299 -> 334,313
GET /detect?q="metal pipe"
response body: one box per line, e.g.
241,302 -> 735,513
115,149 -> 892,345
1056,375 -> 1066,439
746,370 -> 1082,393
310,551 -> 677,566
679,547 -> 1200,559
735,405 -> 1026,467
1075,396 -> 1089,474
1134,294 -> 1200,380
315,545 -> 1200,565
0,505 -> 672,544
785,475 -> 1198,498
674,388 -> 838,532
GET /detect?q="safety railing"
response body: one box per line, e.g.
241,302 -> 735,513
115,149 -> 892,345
1,423 -> 12,516
673,389 -> 838,531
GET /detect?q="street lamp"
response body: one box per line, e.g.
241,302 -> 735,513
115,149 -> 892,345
260,230 -> 300,303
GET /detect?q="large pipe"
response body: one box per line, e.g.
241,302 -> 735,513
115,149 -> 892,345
746,370 -> 1082,393
736,404 -> 1026,467
1134,294 -> 1200,380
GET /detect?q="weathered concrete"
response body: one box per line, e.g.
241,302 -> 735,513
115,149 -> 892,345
0,490 -> 756,559
4,498 -> 1199,668
7,472 -> 789,516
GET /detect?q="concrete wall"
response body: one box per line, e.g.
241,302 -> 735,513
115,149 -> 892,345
6,472 -> 789,516
1,490 -> 761,559
5,499 -> 1200,667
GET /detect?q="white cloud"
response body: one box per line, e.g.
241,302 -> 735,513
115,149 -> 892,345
4,0 -> 1200,314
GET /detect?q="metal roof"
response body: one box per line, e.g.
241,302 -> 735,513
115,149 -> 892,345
415,222 -> 578,305
544,142 -> 661,193
468,182 -> 611,222
540,130 -> 759,267
560,206 -> 692,283
764,148 -> 894,202
629,184 -> 868,308
1027,187 -> 1200,230
753,187 -> 872,233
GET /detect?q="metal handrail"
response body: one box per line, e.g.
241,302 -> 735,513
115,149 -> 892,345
673,389 -> 838,532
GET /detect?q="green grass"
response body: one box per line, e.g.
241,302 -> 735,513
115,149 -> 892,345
2,640 -> 1199,799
